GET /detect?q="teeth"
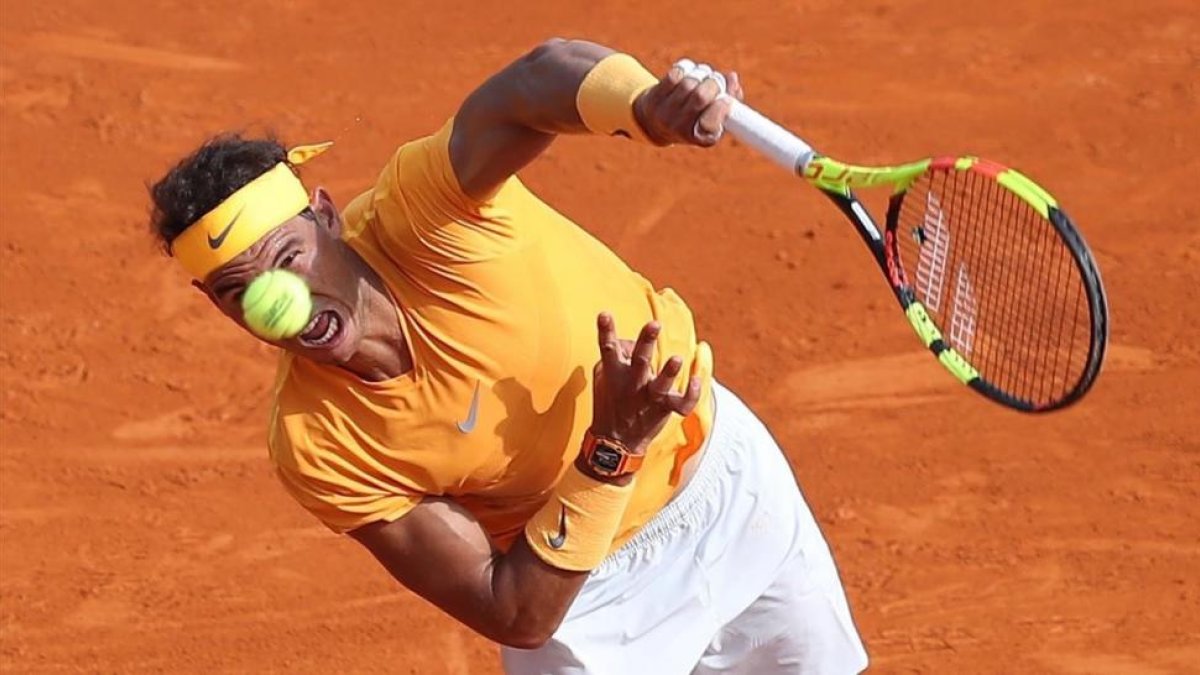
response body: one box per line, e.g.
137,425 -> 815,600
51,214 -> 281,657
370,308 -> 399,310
302,312 -> 322,335
309,314 -> 339,346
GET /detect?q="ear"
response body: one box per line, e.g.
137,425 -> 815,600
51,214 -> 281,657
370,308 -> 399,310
311,186 -> 342,238
191,279 -> 221,310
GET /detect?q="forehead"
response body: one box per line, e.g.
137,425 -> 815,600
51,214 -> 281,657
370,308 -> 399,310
203,214 -> 314,285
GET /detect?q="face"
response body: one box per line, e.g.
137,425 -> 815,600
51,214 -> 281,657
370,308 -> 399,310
198,189 -> 367,366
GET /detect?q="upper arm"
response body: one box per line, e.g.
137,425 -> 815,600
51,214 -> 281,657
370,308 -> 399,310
349,496 -> 582,647
449,39 -> 614,200
350,497 -> 496,617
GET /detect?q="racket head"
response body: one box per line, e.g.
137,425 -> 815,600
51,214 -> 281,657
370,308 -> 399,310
876,156 -> 1108,412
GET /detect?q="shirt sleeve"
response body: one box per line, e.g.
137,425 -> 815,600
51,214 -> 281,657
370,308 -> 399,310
273,459 -> 420,534
268,381 -> 423,534
368,118 -> 523,266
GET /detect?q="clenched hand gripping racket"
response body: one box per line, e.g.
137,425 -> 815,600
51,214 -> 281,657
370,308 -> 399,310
724,100 -> 1108,412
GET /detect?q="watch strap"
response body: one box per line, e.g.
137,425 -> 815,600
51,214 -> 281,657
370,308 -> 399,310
582,431 -> 644,477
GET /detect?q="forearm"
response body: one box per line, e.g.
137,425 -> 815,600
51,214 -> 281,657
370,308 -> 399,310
351,494 -> 608,650
451,39 -> 696,197
477,38 -> 616,136
477,467 -> 637,645
480,534 -> 590,648
449,41 -> 737,198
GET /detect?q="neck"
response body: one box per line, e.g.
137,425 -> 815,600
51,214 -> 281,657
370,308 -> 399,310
341,265 -> 412,383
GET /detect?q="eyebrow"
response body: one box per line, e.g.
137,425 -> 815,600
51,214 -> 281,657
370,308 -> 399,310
270,236 -> 300,268
210,230 -> 297,294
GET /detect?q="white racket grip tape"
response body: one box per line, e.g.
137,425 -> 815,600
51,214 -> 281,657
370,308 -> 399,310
724,98 -> 815,175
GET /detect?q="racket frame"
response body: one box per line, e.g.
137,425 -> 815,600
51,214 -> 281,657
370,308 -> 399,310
725,100 -> 1109,412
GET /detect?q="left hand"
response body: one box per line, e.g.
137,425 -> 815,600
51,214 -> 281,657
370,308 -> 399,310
634,59 -> 746,147
589,313 -> 702,456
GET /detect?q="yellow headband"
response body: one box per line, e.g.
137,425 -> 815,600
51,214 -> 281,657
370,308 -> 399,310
170,142 -> 332,280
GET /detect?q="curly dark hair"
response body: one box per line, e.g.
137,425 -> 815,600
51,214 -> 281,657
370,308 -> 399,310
149,133 -> 289,253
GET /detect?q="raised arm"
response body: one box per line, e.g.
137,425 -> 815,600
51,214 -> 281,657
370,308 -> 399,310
449,39 -> 744,200
350,314 -> 703,648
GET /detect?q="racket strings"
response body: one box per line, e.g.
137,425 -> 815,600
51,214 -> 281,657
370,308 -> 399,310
894,169 -> 1090,407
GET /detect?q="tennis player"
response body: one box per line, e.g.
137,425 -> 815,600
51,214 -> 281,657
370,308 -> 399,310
148,39 -> 867,674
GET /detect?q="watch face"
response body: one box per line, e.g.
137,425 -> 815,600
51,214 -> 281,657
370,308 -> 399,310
593,445 -> 623,472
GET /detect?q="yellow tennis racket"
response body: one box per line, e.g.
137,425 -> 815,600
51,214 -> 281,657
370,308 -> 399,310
725,100 -> 1108,412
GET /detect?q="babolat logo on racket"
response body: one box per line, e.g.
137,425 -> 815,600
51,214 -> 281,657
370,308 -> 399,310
914,192 -> 950,312
948,263 -> 978,356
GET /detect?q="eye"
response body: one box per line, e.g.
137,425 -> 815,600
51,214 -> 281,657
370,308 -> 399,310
216,285 -> 244,304
280,251 -> 300,268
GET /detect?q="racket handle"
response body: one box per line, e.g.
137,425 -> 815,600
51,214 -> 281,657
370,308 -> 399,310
724,98 -> 815,175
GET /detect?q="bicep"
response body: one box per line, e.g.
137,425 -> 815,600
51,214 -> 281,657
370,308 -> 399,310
350,497 -> 497,622
348,496 -> 583,646
448,116 -> 553,202
449,39 -> 613,200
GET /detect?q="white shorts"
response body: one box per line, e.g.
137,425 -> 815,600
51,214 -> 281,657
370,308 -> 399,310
502,383 -> 869,674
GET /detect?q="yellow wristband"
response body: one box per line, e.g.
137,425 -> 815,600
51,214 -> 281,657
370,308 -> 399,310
524,466 -> 634,571
576,53 -> 660,144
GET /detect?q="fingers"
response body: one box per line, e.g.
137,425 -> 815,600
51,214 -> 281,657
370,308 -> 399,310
645,361 -> 701,424
664,63 -> 715,110
644,59 -> 692,110
644,59 -> 735,146
694,94 -> 732,146
665,60 -> 689,86
668,373 -> 703,416
648,355 -> 683,400
597,312 -> 623,380
630,321 -> 660,386
727,71 -> 745,102
594,313 -> 706,440
665,64 -> 722,117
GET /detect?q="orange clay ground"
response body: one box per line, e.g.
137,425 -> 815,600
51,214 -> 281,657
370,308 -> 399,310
2,1 -> 1198,672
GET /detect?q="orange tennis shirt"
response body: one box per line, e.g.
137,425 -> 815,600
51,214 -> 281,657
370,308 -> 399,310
268,120 -> 714,552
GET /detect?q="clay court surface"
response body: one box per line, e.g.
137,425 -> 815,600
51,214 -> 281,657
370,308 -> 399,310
2,1 -> 1198,672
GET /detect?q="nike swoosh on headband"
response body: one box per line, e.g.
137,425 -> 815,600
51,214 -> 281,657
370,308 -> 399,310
207,207 -> 244,250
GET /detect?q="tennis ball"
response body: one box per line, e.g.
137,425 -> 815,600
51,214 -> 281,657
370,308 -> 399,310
241,269 -> 313,341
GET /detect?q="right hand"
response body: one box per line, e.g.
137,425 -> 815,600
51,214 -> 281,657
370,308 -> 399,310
634,60 -> 746,147
589,312 -> 703,454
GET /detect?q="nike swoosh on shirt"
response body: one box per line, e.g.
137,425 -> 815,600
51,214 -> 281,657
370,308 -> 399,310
547,505 -> 567,549
207,207 -> 244,250
456,381 -> 481,433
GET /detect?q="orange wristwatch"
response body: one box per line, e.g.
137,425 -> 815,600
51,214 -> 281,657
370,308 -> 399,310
581,431 -> 644,478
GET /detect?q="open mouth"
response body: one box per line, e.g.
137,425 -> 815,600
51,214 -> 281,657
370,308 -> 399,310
298,310 -> 344,348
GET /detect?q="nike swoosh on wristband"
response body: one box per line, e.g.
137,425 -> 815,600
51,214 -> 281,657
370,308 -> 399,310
207,207 -> 244,250
547,505 -> 568,549
456,381 -> 481,433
